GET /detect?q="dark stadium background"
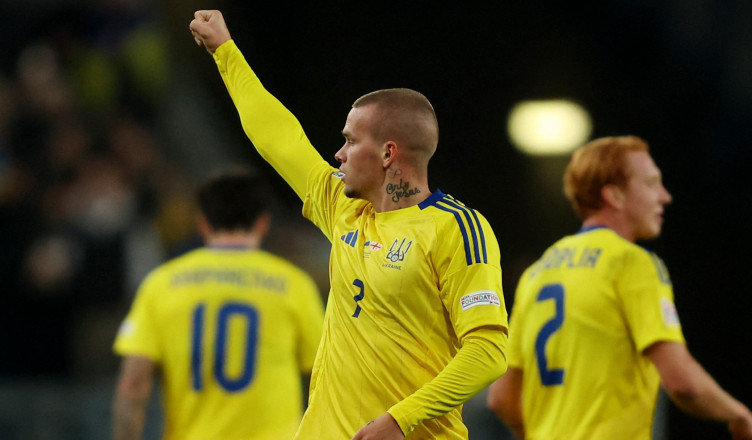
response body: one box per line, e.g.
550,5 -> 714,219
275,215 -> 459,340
1,1 -> 750,439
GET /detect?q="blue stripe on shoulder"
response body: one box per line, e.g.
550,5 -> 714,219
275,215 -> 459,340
419,189 -> 446,209
421,190 -> 487,265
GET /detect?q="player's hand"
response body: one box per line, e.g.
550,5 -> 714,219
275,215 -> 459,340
189,10 -> 232,55
351,413 -> 404,440
729,412 -> 752,440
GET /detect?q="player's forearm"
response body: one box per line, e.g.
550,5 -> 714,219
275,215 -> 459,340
487,368 -> 525,439
388,327 -> 508,436
665,357 -> 751,425
112,357 -> 154,440
112,394 -> 148,440
494,403 -> 526,440
213,40 -> 323,200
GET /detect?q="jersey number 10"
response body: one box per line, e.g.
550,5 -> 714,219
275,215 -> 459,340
191,302 -> 259,392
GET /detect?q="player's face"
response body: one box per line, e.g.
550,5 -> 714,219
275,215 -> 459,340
622,151 -> 673,240
335,106 -> 385,199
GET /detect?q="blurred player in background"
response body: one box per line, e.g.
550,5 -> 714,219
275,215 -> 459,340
487,136 -> 752,439
112,170 -> 324,440
189,10 -> 509,440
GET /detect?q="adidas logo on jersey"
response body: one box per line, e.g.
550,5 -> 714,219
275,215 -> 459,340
340,230 -> 359,248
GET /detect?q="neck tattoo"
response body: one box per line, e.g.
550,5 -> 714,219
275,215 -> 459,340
386,179 -> 421,203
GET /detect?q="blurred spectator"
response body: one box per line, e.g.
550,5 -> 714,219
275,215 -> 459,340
0,1 -> 193,379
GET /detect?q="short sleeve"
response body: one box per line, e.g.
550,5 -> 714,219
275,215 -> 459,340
617,249 -> 685,353
113,272 -> 163,361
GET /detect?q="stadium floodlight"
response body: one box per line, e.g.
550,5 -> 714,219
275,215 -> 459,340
507,99 -> 592,156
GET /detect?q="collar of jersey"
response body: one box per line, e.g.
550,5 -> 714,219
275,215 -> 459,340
206,245 -> 256,250
577,224 -> 610,234
373,189 -> 445,220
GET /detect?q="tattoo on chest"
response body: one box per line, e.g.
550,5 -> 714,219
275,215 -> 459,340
386,179 -> 421,203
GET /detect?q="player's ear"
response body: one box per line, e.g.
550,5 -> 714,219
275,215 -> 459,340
382,141 -> 397,168
252,211 -> 271,241
601,184 -> 625,209
196,213 -> 213,241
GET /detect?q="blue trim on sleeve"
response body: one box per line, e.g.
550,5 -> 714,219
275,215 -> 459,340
440,197 -> 484,264
418,189 -> 446,209
434,203 -> 473,265
421,190 -> 488,265
469,207 -> 488,263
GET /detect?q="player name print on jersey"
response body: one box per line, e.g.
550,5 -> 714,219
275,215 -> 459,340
529,245 -> 602,278
170,269 -> 287,291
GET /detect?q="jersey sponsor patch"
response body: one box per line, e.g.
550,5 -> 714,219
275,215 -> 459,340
460,290 -> 500,311
660,298 -> 680,327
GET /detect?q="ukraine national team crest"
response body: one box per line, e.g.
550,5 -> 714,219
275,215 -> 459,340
387,238 -> 412,262
381,237 -> 412,269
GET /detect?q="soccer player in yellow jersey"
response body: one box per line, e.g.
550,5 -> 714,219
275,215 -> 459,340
112,171 -> 325,440
487,136 -> 752,440
189,10 -> 509,440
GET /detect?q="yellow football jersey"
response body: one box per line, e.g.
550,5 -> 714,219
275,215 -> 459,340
113,247 -> 324,440
508,226 -> 684,440
298,164 -> 506,439
213,40 -> 508,439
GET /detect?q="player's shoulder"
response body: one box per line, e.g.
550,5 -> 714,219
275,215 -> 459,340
418,190 -> 500,265
418,190 -> 493,228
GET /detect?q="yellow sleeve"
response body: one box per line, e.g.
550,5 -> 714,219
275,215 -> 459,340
387,327 -> 508,436
618,249 -> 685,353
113,271 -> 162,361
212,40 -> 327,200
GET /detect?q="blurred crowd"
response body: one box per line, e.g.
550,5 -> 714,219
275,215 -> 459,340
0,1 -> 199,378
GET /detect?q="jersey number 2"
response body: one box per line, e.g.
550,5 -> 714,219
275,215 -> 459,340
191,302 -> 259,392
535,284 -> 565,386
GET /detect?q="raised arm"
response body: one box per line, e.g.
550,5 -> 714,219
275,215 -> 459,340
646,341 -> 752,440
189,10 -> 231,54
190,10 -> 327,200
